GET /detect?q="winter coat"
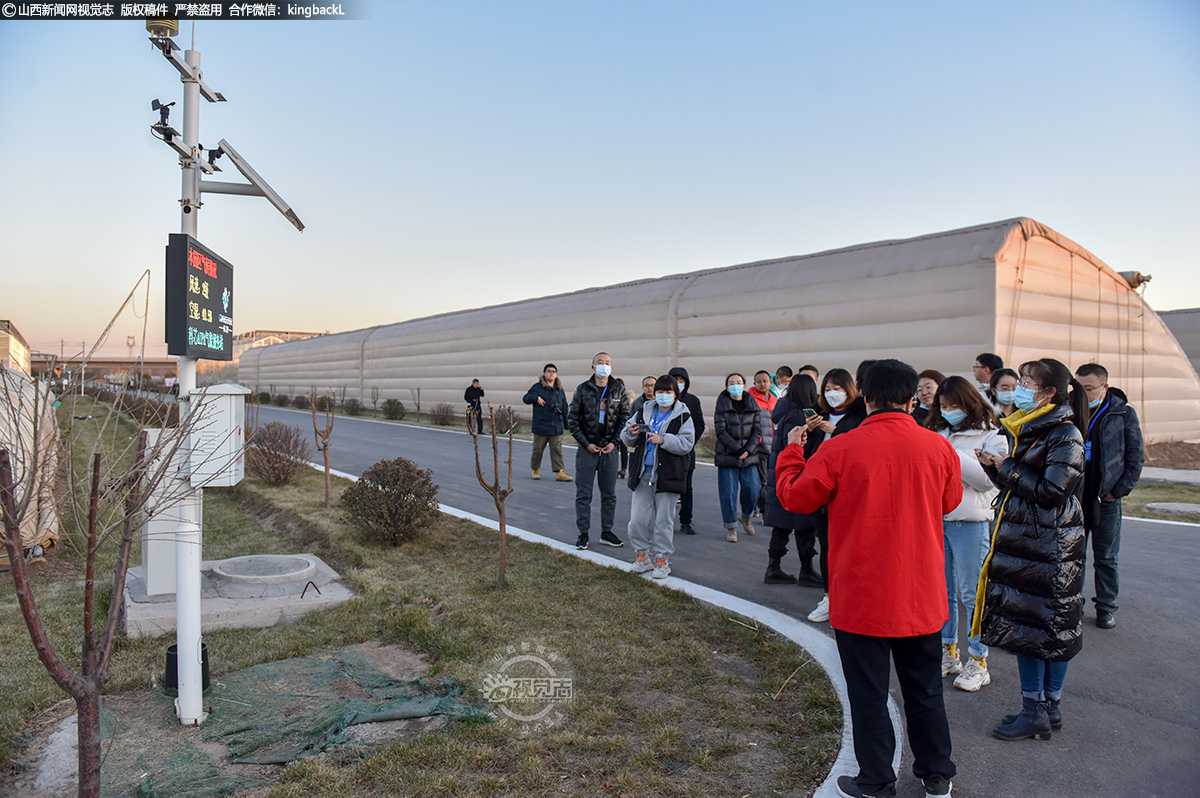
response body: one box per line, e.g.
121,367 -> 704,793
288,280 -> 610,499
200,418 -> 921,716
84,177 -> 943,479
776,410 -> 963,637
619,400 -> 695,493
1084,387 -> 1144,501
804,396 -> 868,453
464,385 -> 484,411
567,377 -> 631,450
937,425 -> 1007,522
763,402 -> 817,530
979,404 -> 1086,662
748,386 -> 776,458
522,380 -> 569,436
668,367 -> 706,442
713,390 -> 763,468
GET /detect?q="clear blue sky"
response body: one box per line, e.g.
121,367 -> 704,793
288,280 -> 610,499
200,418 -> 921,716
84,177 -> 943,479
2,0 -> 1197,360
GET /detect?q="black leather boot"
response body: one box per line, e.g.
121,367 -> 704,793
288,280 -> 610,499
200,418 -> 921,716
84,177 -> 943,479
993,697 -> 1052,740
764,558 -> 797,584
1002,698 -> 1062,730
796,558 -> 824,588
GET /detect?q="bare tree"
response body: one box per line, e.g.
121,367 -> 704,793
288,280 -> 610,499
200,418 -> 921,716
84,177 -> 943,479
1,366 -> 207,798
409,387 -> 421,421
467,404 -> 514,589
311,390 -> 335,509
370,386 -> 381,413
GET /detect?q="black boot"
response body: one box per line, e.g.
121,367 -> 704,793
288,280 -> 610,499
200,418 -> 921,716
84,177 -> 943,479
764,558 -> 797,584
1003,698 -> 1062,730
796,558 -> 824,588
993,697 -> 1052,741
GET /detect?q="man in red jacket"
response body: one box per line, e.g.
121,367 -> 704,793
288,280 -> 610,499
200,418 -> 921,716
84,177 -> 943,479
777,359 -> 962,798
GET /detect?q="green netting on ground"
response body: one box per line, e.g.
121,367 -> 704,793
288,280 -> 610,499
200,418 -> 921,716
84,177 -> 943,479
98,649 -> 491,797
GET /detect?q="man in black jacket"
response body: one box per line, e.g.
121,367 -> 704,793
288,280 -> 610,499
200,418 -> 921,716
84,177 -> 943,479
669,366 -> 705,535
464,379 -> 485,434
1075,363 -> 1145,629
568,353 -> 631,550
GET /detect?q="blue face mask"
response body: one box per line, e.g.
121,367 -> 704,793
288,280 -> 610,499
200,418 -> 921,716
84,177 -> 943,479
941,408 -> 967,428
654,393 -> 675,408
1012,385 -> 1042,413
1088,397 -> 1102,409
996,389 -> 1015,406
594,364 -> 611,379
728,384 -> 744,399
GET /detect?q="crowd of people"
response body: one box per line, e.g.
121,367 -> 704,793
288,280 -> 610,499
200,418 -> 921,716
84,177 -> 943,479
481,349 -> 1144,798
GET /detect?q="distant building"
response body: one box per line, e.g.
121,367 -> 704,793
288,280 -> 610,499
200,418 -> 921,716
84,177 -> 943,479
0,320 -> 31,375
197,329 -> 325,384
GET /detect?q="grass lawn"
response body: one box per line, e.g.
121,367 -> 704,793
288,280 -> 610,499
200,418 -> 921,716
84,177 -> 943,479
1123,481 -> 1200,524
1,401 -> 839,797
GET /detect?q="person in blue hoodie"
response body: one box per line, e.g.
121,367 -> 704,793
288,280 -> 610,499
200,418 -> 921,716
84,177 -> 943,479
620,376 -> 695,579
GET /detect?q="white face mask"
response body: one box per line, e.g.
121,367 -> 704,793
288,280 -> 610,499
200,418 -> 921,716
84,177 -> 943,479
594,364 -> 611,379
825,389 -> 848,407
677,382 -> 686,394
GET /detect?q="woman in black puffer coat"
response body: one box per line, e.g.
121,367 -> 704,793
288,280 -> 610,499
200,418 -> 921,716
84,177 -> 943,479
762,374 -> 822,586
713,373 -> 762,543
976,358 -> 1088,743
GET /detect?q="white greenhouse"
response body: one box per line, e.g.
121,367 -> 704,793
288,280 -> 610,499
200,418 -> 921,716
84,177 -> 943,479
238,217 -> 1200,442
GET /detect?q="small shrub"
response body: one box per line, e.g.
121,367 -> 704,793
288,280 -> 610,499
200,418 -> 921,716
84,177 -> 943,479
247,421 -> 312,486
343,398 -> 363,416
314,394 -> 335,412
339,457 -> 440,545
273,394 -> 291,407
429,403 -> 456,426
292,395 -> 310,410
381,398 -> 407,421
257,391 -> 272,404
490,406 -> 520,435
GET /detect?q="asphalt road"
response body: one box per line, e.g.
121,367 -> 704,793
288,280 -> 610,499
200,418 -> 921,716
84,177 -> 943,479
255,406 -> 1200,798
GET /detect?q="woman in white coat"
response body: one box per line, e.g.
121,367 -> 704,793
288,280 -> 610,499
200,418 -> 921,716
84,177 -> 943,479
925,375 -> 1008,693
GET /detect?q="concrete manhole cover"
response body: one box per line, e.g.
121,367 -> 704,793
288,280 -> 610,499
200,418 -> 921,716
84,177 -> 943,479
212,554 -> 316,584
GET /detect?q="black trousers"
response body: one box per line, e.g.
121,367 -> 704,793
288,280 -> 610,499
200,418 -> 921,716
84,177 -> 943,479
679,456 -> 696,525
834,629 -> 955,792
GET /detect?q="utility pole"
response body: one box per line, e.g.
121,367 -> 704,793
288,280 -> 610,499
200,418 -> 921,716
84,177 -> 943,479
147,15 -> 303,727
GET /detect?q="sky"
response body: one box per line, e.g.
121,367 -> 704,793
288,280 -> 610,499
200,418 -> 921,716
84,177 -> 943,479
1,0 -> 1198,361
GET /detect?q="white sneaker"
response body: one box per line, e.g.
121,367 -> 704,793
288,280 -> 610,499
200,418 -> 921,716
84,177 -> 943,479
651,556 -> 671,579
631,551 -> 653,574
807,595 -> 830,623
941,645 -> 962,677
726,528 -> 738,543
953,656 -> 990,692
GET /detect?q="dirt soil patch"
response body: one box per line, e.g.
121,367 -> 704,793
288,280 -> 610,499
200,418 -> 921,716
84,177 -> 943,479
1145,441 -> 1200,470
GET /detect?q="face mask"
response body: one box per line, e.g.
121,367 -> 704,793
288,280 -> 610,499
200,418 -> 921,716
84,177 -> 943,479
1088,397 -> 1102,409
941,408 -> 967,428
655,393 -> 674,408
919,402 -> 930,411
1013,385 -> 1042,413
996,390 -> 1015,405
594,364 -> 611,379
677,382 -> 687,394
771,383 -> 785,398
825,389 -> 847,407
728,384 -> 744,399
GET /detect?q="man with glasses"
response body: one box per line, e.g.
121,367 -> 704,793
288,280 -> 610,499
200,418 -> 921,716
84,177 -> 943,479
1074,363 -> 1144,629
523,364 -> 572,482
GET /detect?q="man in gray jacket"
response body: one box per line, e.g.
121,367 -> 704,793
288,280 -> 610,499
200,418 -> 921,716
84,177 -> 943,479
1075,363 -> 1145,629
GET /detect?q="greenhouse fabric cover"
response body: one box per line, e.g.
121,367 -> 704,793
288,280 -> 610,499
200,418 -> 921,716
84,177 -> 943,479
239,217 -> 1200,442
0,366 -> 61,558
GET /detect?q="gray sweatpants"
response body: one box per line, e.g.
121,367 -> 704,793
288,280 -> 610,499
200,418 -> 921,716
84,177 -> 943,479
627,480 -> 678,559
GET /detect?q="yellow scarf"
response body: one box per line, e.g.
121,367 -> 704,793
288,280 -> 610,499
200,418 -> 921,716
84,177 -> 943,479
969,403 -> 1057,637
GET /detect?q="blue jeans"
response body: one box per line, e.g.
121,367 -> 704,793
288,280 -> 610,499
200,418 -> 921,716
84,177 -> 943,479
1016,654 -> 1069,702
941,520 -> 989,659
1086,498 -> 1122,613
717,466 -> 760,527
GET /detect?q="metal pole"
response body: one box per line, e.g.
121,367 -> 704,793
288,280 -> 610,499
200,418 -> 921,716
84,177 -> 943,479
174,47 -> 207,727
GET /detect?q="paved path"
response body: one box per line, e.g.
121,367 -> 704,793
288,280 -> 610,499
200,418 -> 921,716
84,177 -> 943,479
255,408 -> 1200,797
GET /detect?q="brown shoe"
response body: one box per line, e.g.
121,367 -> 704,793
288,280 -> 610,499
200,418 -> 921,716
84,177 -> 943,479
532,469 -> 540,480
555,470 -> 573,482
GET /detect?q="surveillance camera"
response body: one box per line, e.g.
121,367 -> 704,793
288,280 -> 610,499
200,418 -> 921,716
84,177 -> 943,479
183,206 -> 192,214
